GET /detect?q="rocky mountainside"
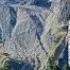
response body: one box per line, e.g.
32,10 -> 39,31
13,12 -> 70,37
0,0 -> 68,70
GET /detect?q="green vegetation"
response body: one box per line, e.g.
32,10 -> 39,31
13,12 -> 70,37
47,57 -> 69,70
0,60 -> 10,70
0,66 -> 9,70
0,65 -> 9,70
47,64 -> 58,70
47,58 -> 59,70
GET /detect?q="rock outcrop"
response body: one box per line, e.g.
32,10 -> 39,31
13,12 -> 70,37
0,0 -> 68,70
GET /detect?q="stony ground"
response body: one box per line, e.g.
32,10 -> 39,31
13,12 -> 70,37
0,0 -> 68,70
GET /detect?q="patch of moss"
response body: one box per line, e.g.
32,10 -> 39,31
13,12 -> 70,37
0,62 -> 9,70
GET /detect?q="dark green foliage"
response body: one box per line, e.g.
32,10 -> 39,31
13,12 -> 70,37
0,60 -> 9,70
47,58 -> 60,70
48,57 -> 69,70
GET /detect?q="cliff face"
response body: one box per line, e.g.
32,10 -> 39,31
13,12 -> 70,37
0,0 -> 68,70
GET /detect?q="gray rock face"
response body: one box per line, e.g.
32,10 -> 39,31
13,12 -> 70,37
0,0 -> 68,70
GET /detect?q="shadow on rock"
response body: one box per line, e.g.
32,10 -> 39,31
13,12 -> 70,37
4,58 -> 35,70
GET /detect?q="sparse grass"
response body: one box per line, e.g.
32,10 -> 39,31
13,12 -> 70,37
0,61 -> 9,70
47,23 -> 67,62
0,53 -> 10,70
